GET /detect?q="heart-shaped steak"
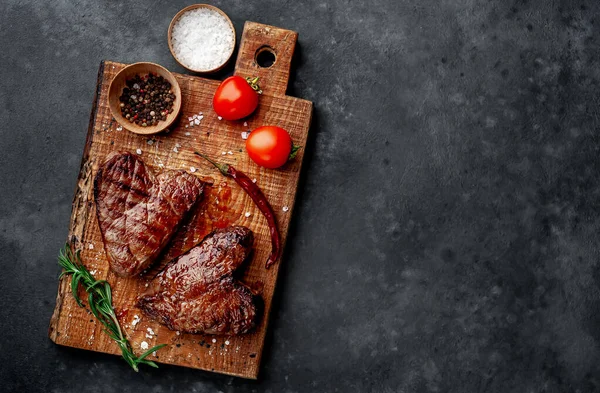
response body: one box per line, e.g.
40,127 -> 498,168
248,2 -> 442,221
136,226 -> 261,335
94,152 -> 204,277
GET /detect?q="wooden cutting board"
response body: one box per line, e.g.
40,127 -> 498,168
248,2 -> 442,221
49,21 -> 312,379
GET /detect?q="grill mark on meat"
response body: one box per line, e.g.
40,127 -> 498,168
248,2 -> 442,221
94,152 -> 204,276
106,177 -> 151,198
136,226 -> 261,335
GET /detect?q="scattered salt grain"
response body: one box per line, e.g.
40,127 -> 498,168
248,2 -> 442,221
89,270 -> 97,275
185,125 -> 189,128
147,139 -> 154,145
141,341 -> 149,350
116,126 -> 123,131
176,331 -> 180,336
212,338 -> 217,343
190,166 -> 197,173
170,7 -> 235,71
152,351 -> 157,357
252,178 -> 257,183
132,315 -> 141,326
185,132 -> 191,136
221,151 -> 227,155
145,283 -> 149,287
136,149 -> 142,155
147,327 -> 155,335
283,206 -> 289,212
158,163 -> 165,168
173,147 -> 179,153
88,243 -> 94,250
244,212 -> 251,218
243,122 -> 248,127
241,132 -> 249,140
227,151 -> 233,155
194,119 -> 201,125
218,116 -> 223,120
191,116 -> 196,120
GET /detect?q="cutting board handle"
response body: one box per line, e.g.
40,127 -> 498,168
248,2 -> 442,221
234,21 -> 298,97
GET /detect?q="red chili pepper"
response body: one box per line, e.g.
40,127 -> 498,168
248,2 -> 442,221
195,152 -> 281,268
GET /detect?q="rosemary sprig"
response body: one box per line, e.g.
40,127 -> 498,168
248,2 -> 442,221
58,244 -> 167,371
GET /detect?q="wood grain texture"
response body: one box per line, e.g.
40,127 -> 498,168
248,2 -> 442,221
49,22 -> 312,379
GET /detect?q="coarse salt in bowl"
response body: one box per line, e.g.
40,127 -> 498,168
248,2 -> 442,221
168,4 -> 236,73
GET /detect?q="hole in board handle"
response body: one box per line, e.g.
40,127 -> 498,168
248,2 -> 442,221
255,46 -> 276,68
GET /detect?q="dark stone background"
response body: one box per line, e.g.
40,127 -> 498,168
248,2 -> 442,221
1,0 -> 600,392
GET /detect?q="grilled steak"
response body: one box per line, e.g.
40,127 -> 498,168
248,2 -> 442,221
136,226 -> 260,335
94,152 -> 204,277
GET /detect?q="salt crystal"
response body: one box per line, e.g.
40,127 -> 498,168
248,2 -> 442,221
225,340 -> 230,345
244,212 -> 251,217
190,116 -> 195,121
88,243 -> 94,250
243,122 -> 248,127
170,8 -> 235,71
176,331 -> 180,336
283,206 -> 289,212
132,315 -> 141,326
185,132 -> 191,136
252,178 -> 257,183
218,116 -> 222,120
152,351 -> 157,357
116,126 -> 123,131
158,163 -> 165,168
145,334 -> 153,339
141,341 -> 149,350
147,139 -> 154,145
221,152 -> 227,155
190,166 -> 197,173
198,115 -> 204,120
241,132 -> 249,140
136,149 -> 142,155
185,125 -> 189,128
194,119 -> 200,125
212,338 -> 217,343
175,143 -> 181,148
227,151 -> 233,155
147,327 -> 155,335
173,147 -> 179,153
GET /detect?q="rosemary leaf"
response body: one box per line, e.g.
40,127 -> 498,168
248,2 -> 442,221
58,244 -> 167,371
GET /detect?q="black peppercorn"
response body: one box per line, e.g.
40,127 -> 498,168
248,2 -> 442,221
119,73 -> 175,127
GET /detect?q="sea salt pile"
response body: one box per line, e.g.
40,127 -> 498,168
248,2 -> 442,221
171,8 -> 235,71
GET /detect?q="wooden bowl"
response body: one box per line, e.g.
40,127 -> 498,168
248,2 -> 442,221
108,62 -> 182,135
168,4 -> 236,74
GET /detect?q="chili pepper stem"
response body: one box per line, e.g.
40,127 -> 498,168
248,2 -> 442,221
194,152 -> 230,176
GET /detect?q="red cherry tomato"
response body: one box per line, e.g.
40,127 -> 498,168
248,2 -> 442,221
212,76 -> 260,121
246,126 -> 295,169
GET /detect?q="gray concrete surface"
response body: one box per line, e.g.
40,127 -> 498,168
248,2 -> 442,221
2,0 -> 600,392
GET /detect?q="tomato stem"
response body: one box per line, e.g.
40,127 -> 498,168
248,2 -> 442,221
289,144 -> 302,160
245,76 -> 263,94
